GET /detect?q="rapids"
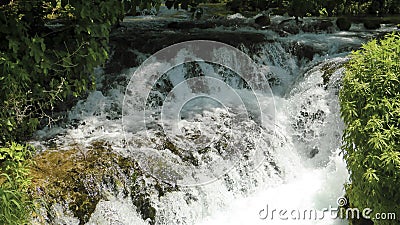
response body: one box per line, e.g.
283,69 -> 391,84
30,16 -> 398,225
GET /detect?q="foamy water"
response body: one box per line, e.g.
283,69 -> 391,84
29,23 -> 398,224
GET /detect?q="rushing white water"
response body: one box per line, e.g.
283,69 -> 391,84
195,57 -> 349,225
30,22 -> 397,224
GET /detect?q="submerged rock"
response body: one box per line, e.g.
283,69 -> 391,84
309,146 -> 319,158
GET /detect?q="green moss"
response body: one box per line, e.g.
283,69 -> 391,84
30,142 -> 139,224
30,141 -> 180,224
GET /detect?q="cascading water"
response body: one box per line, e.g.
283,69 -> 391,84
30,20 -> 396,225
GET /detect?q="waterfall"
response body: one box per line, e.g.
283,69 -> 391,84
30,24 -> 394,224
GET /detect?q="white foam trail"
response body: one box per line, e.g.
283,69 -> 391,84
88,197 -> 150,225
196,149 -> 348,225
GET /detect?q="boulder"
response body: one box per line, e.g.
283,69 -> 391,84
289,41 -> 323,60
363,20 -> 381,29
254,15 -> 271,27
336,17 -> 351,31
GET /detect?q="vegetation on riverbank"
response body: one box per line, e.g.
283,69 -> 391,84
1,1 -> 125,223
0,143 -> 34,224
340,33 -> 400,225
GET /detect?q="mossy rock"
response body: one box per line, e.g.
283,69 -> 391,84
30,141 -> 180,224
30,142 -> 139,224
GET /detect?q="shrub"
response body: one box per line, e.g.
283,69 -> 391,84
340,33 -> 400,224
0,1 -> 125,223
0,1 -> 124,144
0,143 -> 34,224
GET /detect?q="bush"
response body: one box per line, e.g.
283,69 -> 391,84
0,143 -> 34,224
0,1 -> 124,144
0,1 -> 125,223
340,33 -> 400,224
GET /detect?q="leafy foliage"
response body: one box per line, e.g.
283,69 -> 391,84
340,33 -> 400,224
0,1 -> 125,223
0,142 -> 34,224
0,1 -> 124,144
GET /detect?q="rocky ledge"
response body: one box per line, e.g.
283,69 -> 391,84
105,14 -> 400,74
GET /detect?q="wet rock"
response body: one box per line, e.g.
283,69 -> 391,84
131,193 -> 156,224
276,29 -> 291,37
164,139 -> 199,166
30,142 -> 178,225
184,192 -> 198,204
193,7 -> 204,20
321,60 -> 345,87
302,20 -> 334,33
218,17 -> 248,27
129,173 -> 178,225
106,27 -> 267,74
30,143 -> 134,224
336,17 -> 351,31
363,20 -> 381,29
254,15 -> 270,27
278,19 -> 301,34
290,41 -> 321,60
309,147 -> 319,158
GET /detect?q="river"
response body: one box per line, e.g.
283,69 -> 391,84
30,14 -> 397,225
